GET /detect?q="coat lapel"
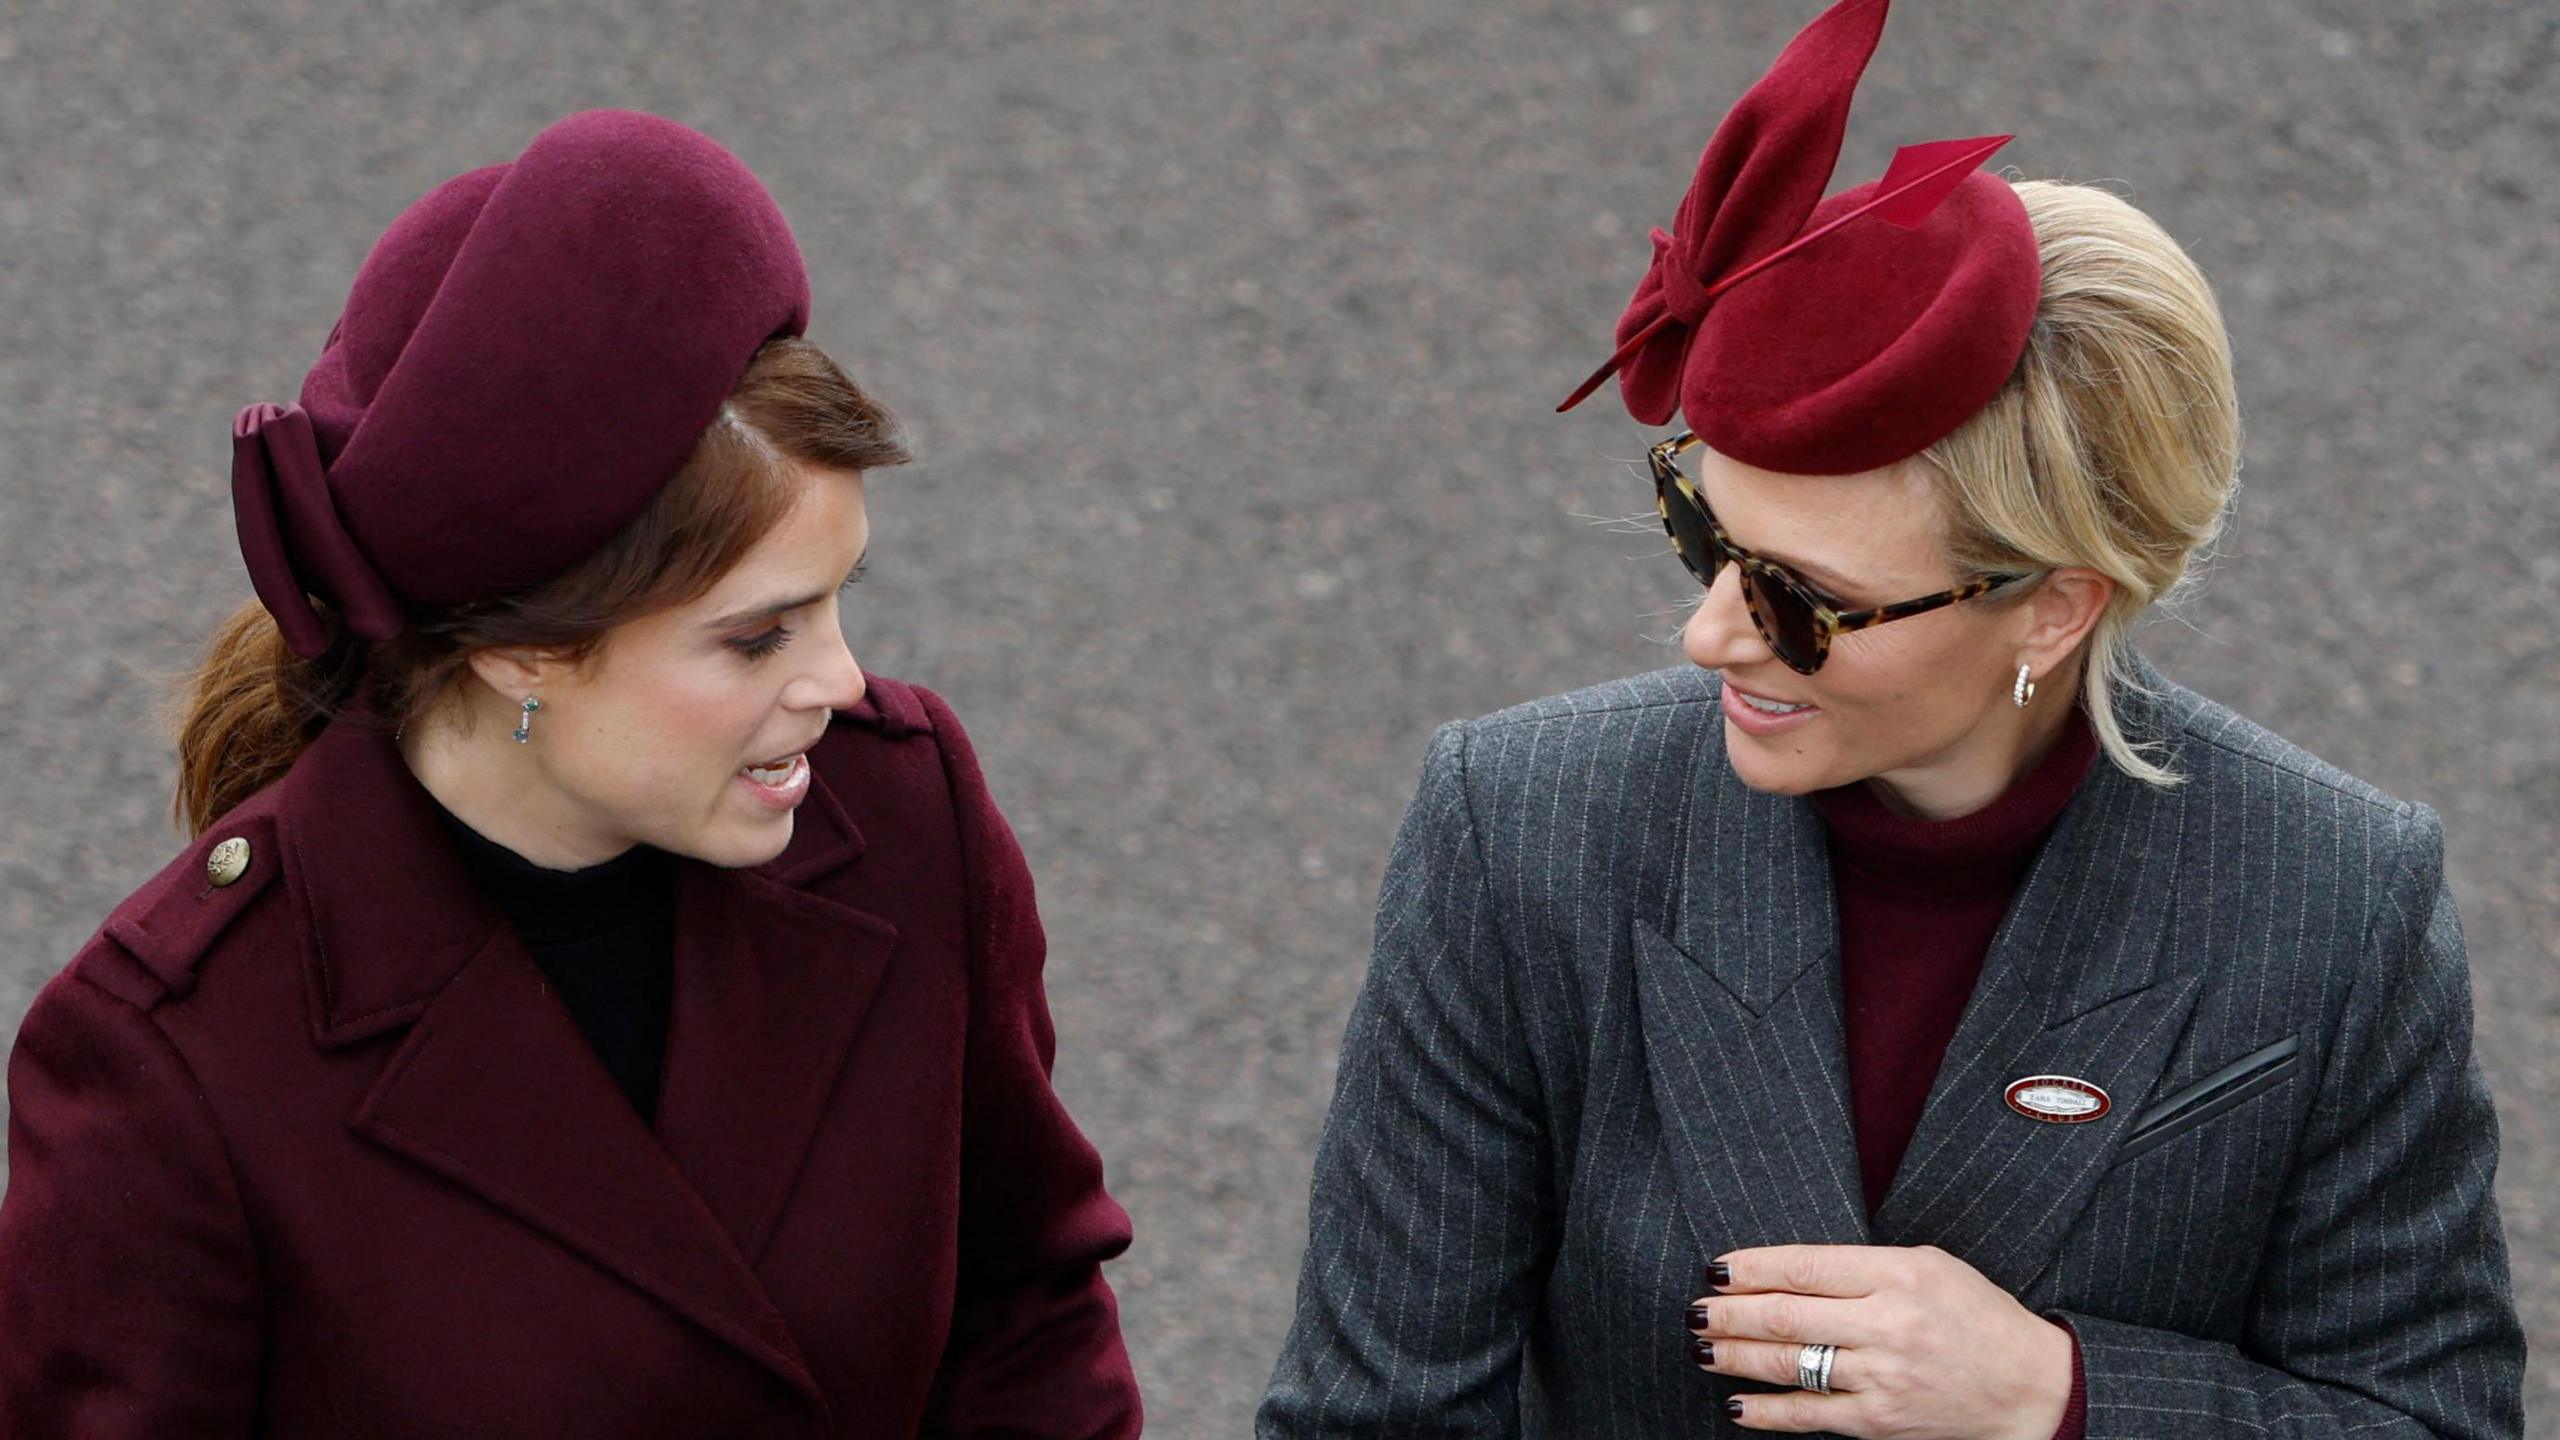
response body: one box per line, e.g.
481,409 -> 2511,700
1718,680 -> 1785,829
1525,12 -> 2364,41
1632,742 -> 1872,1259
1865,742 -> 2200,1295
1869,657 -> 2205,1299
350,923 -> 827,1403
1637,648 -> 2208,1288
651,854 -> 899,1269
281,699 -> 896,1410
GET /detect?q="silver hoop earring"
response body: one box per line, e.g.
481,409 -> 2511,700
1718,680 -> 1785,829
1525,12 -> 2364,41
513,696 -> 542,744
2012,664 -> 2036,708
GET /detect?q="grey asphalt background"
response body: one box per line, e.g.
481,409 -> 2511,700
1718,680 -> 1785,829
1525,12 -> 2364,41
2,0 -> 2553,1431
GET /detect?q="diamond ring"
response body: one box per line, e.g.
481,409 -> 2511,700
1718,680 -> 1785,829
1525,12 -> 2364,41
1795,1341 -> 1838,1395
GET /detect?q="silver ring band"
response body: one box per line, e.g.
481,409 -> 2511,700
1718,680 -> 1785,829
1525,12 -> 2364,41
1796,1342 -> 1838,1394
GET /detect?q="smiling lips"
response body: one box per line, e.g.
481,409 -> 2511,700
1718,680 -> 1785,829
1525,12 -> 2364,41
1724,677 -> 1815,711
734,752 -> 812,811
1721,675 -> 1822,735
741,734 -> 826,772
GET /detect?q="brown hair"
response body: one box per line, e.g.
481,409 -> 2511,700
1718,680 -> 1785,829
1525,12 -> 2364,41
167,335 -> 910,837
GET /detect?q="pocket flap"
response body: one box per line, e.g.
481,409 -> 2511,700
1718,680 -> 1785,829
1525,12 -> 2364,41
2112,1033 -> 2302,1166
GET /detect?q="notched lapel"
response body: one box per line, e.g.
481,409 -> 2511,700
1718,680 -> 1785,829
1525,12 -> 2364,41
653,860 -> 899,1267
1635,657 -> 2213,1300
324,726 -> 895,1415
1873,972 -> 2202,1299
1675,777 -> 1838,1018
1631,918 -> 1872,1256
1870,746 -> 2203,1300
352,922 -> 827,1409
752,748 -> 866,889
1635,756 -> 1870,1257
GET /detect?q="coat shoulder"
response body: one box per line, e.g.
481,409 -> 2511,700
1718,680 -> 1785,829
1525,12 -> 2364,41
806,673 -> 976,817
65,798 -> 291,1015
1447,666 -> 1721,814
1470,665 -> 1720,736
2152,685 -> 2446,988
801,673 -> 1009,886
53,675 -> 956,1024
2162,683 -> 2419,823
1417,667 -> 1721,925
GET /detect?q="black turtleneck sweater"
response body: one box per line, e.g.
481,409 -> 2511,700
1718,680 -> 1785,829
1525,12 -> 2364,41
424,797 -> 679,1127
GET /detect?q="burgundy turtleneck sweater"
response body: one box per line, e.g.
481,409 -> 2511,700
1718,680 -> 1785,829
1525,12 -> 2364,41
1806,699 -> 2100,1440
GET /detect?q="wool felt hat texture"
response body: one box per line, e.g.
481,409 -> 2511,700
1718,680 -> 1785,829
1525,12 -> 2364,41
230,108 -> 812,659
1558,0 -> 2042,478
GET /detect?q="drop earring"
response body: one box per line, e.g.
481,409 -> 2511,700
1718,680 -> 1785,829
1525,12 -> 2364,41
2012,664 -> 2036,708
513,696 -> 542,744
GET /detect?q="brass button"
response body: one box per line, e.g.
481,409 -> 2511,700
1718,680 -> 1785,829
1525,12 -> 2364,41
206,836 -> 252,888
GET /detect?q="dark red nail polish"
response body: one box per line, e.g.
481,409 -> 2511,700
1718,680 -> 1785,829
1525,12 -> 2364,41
1685,1301 -> 1711,1329
1688,1335 -> 1715,1366
1724,1398 -> 1745,1418
1707,1261 -> 1733,1288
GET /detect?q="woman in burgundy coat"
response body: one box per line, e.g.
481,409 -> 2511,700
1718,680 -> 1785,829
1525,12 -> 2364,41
0,109 -> 1140,1438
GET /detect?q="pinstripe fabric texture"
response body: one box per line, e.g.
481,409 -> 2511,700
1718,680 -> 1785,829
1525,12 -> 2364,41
1259,647 -> 2525,1438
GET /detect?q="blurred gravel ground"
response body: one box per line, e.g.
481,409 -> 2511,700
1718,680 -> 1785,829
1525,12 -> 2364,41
1,0 -> 2552,1431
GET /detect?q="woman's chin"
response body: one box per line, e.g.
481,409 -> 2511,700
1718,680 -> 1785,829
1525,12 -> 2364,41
669,812 -> 796,870
1721,734 -> 1833,796
733,816 -> 796,868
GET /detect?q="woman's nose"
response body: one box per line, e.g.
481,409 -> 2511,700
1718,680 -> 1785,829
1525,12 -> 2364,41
1681,562 -> 1774,672
808,632 -> 867,715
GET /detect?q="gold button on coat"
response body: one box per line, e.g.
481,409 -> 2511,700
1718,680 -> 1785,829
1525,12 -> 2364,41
206,836 -> 252,887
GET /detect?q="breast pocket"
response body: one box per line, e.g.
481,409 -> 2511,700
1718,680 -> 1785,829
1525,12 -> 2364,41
2109,1033 -> 2302,1168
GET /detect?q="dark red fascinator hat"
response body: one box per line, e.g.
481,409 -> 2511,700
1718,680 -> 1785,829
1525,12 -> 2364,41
231,108 -> 812,658
1557,0 -> 2040,477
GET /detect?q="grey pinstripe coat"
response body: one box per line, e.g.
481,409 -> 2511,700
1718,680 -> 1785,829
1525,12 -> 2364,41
1260,648 -> 2524,1438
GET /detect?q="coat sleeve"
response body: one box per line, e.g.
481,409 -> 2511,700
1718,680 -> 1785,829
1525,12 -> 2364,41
2053,802 -> 2526,1438
911,685 -> 1142,1440
0,957 -> 263,1437
1258,721 -> 1552,1438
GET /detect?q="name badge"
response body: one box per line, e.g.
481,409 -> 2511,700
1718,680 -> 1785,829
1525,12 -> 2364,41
2005,1074 -> 2112,1124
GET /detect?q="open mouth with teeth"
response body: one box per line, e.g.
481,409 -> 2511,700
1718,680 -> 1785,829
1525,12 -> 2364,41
738,754 -> 805,786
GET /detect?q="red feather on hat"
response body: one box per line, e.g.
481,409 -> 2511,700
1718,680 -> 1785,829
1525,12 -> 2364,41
1556,0 -> 2021,428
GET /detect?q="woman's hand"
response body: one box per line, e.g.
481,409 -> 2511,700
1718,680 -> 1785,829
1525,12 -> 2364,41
1683,1243 -> 2073,1439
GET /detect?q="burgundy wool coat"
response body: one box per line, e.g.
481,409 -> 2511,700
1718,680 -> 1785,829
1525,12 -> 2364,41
0,675 -> 1141,1438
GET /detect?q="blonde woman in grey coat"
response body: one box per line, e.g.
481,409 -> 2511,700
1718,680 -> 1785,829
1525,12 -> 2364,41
1260,177 -> 2525,1438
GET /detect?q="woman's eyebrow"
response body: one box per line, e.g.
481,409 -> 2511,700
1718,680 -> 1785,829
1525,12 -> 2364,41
1695,475 -> 1862,591
704,553 -> 868,628
1722,517 -> 1861,591
1772,551 -> 1860,592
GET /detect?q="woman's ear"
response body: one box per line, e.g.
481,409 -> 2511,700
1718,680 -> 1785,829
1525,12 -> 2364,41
2020,567 -> 2115,671
462,645 -> 555,703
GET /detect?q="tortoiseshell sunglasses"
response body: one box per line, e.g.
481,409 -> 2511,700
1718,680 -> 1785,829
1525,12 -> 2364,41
1649,431 -> 2042,676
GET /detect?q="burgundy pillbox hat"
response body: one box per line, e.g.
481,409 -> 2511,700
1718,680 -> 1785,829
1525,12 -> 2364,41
1557,0 -> 2041,477
232,107 -> 812,658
